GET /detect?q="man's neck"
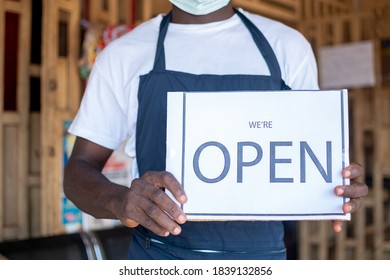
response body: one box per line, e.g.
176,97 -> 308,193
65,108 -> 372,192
171,4 -> 235,24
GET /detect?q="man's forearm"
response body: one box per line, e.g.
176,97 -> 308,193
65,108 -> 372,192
63,157 -> 129,220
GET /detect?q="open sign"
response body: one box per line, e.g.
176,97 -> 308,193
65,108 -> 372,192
193,140 -> 333,184
166,90 -> 350,221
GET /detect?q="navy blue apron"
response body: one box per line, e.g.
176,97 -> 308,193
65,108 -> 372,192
131,9 -> 291,260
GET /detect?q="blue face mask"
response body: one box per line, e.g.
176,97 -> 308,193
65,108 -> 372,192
169,0 -> 230,16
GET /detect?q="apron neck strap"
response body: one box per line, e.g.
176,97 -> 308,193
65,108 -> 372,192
234,9 -> 282,79
153,9 -> 282,80
153,12 -> 171,71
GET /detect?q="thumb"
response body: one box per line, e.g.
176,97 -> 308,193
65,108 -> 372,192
121,218 -> 139,228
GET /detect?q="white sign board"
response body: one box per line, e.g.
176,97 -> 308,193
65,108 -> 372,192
166,90 -> 350,221
319,41 -> 376,89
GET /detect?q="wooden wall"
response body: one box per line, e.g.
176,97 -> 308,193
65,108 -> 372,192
87,0 -> 136,25
0,0 -> 31,241
298,0 -> 390,260
40,0 -> 82,236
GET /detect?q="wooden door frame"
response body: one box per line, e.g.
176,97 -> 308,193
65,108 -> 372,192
41,0 -> 81,236
0,0 -> 31,241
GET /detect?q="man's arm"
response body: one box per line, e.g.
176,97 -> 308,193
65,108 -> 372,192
63,137 -> 187,236
63,137 -> 128,219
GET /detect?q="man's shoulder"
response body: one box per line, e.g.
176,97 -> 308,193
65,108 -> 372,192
109,14 -> 162,48
93,14 -> 163,68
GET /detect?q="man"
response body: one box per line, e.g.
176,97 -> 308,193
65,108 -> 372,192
64,0 -> 368,259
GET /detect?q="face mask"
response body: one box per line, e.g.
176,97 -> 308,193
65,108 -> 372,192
169,0 -> 230,16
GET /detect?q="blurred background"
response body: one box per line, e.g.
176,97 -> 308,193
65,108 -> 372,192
0,0 -> 389,260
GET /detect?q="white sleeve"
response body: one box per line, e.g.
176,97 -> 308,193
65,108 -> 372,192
69,63 -> 128,150
288,44 -> 320,90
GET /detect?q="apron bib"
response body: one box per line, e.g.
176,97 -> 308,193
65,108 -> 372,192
132,9 -> 291,260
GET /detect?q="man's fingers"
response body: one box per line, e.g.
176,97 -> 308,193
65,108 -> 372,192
121,218 -> 139,228
125,174 -> 187,236
120,171 -> 188,236
122,207 -> 170,237
334,182 -> 368,199
141,181 -> 187,225
332,220 -> 344,233
142,200 -> 183,236
333,163 -> 368,234
121,193 -> 182,237
342,197 -> 364,214
342,163 -> 364,179
144,171 -> 187,204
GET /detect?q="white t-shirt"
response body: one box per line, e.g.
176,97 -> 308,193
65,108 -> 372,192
69,9 -> 319,178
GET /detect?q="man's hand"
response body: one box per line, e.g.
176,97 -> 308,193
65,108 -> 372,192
332,163 -> 368,232
118,171 -> 188,237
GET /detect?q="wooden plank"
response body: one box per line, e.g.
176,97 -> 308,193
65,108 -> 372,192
59,0 -> 77,11
117,0 -> 129,24
298,221 -> 311,259
0,0 -> 31,241
306,0 -> 314,20
95,3 -> 109,24
347,85 -> 367,260
68,1 -> 81,115
18,0 -> 31,240
335,230 -> 345,259
108,0 -> 119,25
142,0 -> 153,21
41,0 -> 81,236
41,0 -> 58,235
28,175 -> 40,186
318,221 -> 329,259
373,163 -> 384,259
301,11 -> 371,24
29,113 -> 41,175
0,0 -> 5,242
300,0 -> 353,19
373,33 -> 385,259
3,125 -> 19,229
355,204 -> 367,259
57,58 -> 69,110
4,0 -> 23,12
349,16 -> 362,42
28,184 -> 41,238
29,64 -> 41,78
89,0 -> 120,25
270,0 -> 298,8
299,221 -> 332,259
233,0 -> 299,22
2,112 -> 21,124
323,0 -> 353,13
314,0 -> 321,18
41,0 -> 53,235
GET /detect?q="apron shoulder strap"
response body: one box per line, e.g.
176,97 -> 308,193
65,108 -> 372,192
153,12 -> 171,71
234,9 -> 282,80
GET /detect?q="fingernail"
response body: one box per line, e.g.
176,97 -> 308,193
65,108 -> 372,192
336,188 -> 344,196
173,227 -> 181,235
177,214 -> 186,224
345,204 -> 352,213
180,195 -> 187,203
344,170 -> 351,178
